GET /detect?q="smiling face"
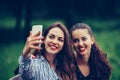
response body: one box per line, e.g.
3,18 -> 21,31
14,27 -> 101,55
72,29 -> 94,57
44,27 -> 64,56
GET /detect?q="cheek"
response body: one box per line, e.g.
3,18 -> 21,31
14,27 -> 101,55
44,42 -> 48,48
44,37 -> 51,43
60,42 -> 64,48
44,39 -> 49,47
73,43 -> 78,49
43,39 -> 47,45
86,39 -> 93,45
73,43 -> 78,46
86,42 -> 92,49
86,42 -> 92,48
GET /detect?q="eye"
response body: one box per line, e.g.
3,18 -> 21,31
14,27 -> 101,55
82,37 -> 87,41
58,37 -> 64,42
49,34 -> 55,39
73,38 -> 79,43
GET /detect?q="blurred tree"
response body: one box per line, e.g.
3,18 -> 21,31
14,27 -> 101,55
15,0 -> 24,34
24,0 -> 33,40
0,0 -> 120,36
43,0 -> 74,29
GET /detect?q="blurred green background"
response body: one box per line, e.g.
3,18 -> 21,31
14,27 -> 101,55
0,0 -> 120,80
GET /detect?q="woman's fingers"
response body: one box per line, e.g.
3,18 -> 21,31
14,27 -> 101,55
27,34 -> 44,42
26,35 -> 43,49
30,31 -> 41,37
29,40 -> 43,47
29,45 -> 42,50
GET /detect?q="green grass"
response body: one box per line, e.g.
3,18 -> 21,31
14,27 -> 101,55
0,17 -> 64,30
0,42 -> 24,80
0,17 -> 16,29
84,19 -> 120,30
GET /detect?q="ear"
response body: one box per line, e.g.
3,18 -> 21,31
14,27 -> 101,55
91,36 -> 95,44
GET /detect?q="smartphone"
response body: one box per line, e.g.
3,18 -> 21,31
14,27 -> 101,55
32,25 -> 43,46
32,25 -> 43,36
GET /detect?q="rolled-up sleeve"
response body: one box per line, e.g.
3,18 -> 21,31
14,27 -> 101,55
18,55 -> 59,80
18,55 -> 34,79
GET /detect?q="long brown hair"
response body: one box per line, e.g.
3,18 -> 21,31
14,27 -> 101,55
42,22 -> 76,80
70,23 -> 112,80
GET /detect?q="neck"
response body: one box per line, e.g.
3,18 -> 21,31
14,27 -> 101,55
45,53 -> 56,68
76,53 -> 90,77
76,54 -> 89,65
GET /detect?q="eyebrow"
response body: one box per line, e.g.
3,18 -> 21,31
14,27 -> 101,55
50,34 -> 64,39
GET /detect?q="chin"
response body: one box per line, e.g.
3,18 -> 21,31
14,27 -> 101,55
47,51 -> 58,55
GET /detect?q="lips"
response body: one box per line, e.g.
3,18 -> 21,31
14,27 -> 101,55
50,45 -> 57,50
48,44 -> 58,50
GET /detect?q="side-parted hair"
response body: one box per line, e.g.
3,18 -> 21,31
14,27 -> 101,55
70,23 -> 112,80
42,22 -> 76,80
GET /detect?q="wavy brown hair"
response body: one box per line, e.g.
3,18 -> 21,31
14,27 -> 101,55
41,22 -> 76,80
70,23 -> 112,80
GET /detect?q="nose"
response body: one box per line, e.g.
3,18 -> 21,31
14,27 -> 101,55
52,38 -> 58,44
78,41 -> 83,46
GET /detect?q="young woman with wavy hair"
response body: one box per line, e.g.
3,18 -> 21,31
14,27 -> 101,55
70,23 -> 112,80
18,22 -> 76,80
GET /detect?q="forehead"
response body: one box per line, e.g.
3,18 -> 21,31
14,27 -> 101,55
48,27 -> 64,37
72,29 -> 89,38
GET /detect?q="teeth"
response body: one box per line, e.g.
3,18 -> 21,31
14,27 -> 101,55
80,48 -> 85,50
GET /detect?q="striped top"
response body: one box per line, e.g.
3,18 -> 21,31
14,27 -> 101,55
19,55 -> 60,80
